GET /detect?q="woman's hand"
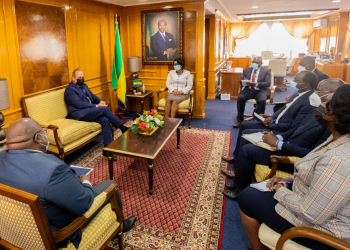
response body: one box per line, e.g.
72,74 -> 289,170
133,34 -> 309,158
262,131 -> 278,146
266,175 -> 283,190
177,91 -> 183,95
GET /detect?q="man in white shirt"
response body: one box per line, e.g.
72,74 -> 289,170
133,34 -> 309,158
150,20 -> 177,61
235,57 -> 272,128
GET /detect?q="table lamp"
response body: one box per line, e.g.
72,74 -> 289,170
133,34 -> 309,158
0,79 -> 10,151
128,57 -> 142,92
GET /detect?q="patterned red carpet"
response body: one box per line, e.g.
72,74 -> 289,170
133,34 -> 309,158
72,126 -> 231,249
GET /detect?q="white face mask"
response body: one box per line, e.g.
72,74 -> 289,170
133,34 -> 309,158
298,66 -> 306,72
38,134 -> 50,152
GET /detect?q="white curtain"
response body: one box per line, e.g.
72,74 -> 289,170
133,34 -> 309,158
233,21 -> 308,58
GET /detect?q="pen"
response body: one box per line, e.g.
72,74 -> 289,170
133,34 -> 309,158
271,119 -> 276,122
278,181 -> 292,184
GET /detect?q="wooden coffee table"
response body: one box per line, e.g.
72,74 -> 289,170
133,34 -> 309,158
103,117 -> 182,194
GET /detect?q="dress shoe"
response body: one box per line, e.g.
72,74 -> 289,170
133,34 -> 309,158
123,215 -> 137,233
221,169 -> 236,178
233,122 -> 241,128
225,182 -> 237,190
222,156 -> 235,163
222,189 -> 240,200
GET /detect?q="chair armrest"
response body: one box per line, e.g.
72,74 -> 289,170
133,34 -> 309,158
264,155 -> 299,180
157,88 -> 168,94
40,123 -> 65,158
52,183 -> 120,243
276,227 -> 350,250
269,86 -> 277,103
188,90 -> 194,111
189,90 -> 194,96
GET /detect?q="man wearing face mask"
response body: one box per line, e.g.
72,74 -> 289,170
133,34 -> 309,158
298,56 -> 329,84
222,71 -> 317,169
64,68 -> 128,149
0,118 -> 137,248
234,57 -> 272,128
222,79 -> 344,199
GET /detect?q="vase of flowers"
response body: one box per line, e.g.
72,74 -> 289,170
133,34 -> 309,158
130,109 -> 165,135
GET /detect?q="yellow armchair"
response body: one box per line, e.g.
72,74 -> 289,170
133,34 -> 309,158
156,74 -> 194,128
0,183 -> 123,250
21,87 -> 110,160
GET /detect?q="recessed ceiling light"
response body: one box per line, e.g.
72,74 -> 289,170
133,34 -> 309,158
332,0 -> 341,2
252,6 -> 259,8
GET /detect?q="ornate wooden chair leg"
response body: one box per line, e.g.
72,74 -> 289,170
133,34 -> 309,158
189,112 -> 192,129
117,232 -> 123,250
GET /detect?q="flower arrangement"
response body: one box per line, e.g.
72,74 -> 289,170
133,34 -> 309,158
130,109 -> 165,135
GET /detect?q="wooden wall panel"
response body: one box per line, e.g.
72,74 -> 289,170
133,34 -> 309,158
15,1 -> 69,95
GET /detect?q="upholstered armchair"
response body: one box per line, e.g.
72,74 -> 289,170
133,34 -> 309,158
156,74 -> 194,128
0,183 -> 123,250
261,51 -> 274,60
21,87 -> 110,160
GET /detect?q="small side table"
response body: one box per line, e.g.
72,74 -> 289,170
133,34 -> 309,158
127,90 -> 153,112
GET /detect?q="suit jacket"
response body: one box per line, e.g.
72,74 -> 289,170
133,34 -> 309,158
314,68 -> 329,84
150,31 -> 177,60
0,150 -> 95,247
278,108 -> 331,157
274,134 -> 350,242
241,67 -> 271,96
64,81 -> 101,120
269,90 -> 315,132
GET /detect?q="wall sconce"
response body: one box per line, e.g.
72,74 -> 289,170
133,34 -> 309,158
0,79 -> 10,151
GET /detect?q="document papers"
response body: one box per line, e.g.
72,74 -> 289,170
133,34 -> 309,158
242,132 -> 277,151
70,165 -> 93,177
250,180 -> 270,192
241,79 -> 250,87
253,112 -> 265,122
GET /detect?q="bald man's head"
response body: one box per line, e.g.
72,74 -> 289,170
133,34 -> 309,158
6,118 -> 49,152
316,78 -> 345,102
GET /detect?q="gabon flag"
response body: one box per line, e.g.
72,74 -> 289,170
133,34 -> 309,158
111,16 -> 127,109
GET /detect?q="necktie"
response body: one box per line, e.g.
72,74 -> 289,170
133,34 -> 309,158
162,34 -> 166,42
251,70 -> 256,90
80,86 -> 92,104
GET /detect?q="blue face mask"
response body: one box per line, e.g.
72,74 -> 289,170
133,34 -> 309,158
252,63 -> 259,70
290,81 -> 298,91
174,65 -> 181,71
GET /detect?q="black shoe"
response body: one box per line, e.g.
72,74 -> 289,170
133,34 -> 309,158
119,125 -> 129,133
225,183 -> 237,190
222,189 -> 240,200
123,215 -> 137,233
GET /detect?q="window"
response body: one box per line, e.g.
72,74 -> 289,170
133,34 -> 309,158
233,21 -> 308,58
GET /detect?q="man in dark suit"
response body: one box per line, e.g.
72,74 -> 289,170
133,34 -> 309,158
222,71 -> 318,171
234,57 -> 271,128
151,20 -> 177,61
0,118 -> 136,248
298,56 -> 329,84
64,69 -> 128,147
222,79 -> 344,199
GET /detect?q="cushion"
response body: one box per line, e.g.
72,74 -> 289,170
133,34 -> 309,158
60,204 -> 120,250
255,164 -> 293,182
158,98 -> 190,110
0,195 -> 46,250
24,88 -> 68,123
259,223 -> 311,250
46,119 -> 101,146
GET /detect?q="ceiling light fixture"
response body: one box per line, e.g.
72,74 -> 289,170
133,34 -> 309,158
252,6 -> 259,8
332,0 -> 341,2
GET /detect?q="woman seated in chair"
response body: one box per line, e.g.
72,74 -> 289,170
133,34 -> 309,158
165,58 -> 193,118
238,84 -> 350,250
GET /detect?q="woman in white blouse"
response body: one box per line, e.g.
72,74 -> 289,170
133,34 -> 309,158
165,58 -> 193,118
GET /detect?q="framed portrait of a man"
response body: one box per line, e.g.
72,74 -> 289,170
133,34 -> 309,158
141,8 -> 183,65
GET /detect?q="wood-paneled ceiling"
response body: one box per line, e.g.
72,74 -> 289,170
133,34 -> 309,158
94,0 -> 350,22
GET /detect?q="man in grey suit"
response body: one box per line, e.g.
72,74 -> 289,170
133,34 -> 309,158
0,118 -> 136,248
235,57 -> 271,128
